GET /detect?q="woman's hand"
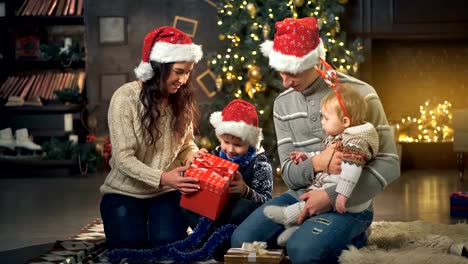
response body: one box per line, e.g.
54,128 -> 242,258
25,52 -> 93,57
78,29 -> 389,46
186,148 -> 209,165
160,165 -> 200,195
229,171 -> 248,196
311,144 -> 342,174
297,190 -> 332,224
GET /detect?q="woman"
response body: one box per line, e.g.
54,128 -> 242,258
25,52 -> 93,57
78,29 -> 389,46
99,26 -> 206,249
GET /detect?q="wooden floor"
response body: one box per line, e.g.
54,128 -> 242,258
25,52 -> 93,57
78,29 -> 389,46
0,168 -> 467,263
272,169 -> 468,224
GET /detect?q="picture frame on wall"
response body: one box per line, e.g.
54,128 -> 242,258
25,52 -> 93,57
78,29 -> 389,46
0,2 -> 5,17
99,16 -> 127,45
196,69 -> 217,98
172,16 -> 198,38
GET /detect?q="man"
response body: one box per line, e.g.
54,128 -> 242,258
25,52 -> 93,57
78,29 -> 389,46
231,17 -> 400,264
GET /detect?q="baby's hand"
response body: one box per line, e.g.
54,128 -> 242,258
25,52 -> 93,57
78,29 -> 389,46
290,151 -> 308,164
335,194 -> 348,214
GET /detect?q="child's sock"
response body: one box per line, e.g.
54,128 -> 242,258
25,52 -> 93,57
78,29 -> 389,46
277,226 -> 299,247
263,205 -> 287,224
263,202 -> 304,226
449,243 -> 468,258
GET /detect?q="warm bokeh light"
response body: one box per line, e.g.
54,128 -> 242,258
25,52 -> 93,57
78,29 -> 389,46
397,100 -> 453,143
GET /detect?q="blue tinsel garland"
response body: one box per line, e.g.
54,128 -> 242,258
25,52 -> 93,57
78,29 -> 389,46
106,217 -> 236,264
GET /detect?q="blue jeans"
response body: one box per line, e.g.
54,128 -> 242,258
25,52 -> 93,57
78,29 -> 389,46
100,191 -> 188,249
231,193 -> 373,264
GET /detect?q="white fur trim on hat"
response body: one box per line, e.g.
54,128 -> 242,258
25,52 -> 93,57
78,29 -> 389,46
260,39 -> 326,74
134,61 -> 154,82
210,111 -> 263,148
150,42 -> 203,63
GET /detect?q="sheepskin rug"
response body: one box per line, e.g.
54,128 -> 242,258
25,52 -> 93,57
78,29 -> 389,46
339,221 -> 468,264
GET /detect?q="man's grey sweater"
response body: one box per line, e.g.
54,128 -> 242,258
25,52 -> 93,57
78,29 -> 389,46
273,72 -> 400,209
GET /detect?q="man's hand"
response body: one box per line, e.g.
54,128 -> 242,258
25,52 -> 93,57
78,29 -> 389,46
160,165 -> 200,195
311,144 -> 342,174
297,189 -> 332,224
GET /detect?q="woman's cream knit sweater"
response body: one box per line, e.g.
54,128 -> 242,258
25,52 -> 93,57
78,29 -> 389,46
100,81 -> 199,198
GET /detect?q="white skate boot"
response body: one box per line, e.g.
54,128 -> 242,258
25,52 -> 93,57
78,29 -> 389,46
0,128 -> 16,155
15,128 -> 43,156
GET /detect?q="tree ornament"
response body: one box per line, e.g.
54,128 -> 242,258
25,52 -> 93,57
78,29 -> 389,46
245,81 -> 256,98
255,82 -> 266,92
338,0 -> 348,4
262,22 -> 271,38
218,34 -> 225,41
247,65 -> 262,82
246,3 -> 257,18
199,136 -> 213,149
215,75 -> 223,91
294,0 -> 305,7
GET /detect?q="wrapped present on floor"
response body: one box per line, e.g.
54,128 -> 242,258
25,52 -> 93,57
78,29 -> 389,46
450,191 -> 468,217
180,153 -> 239,220
224,241 -> 284,264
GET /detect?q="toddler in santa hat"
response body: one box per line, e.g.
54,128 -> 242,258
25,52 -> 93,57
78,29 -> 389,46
185,99 -> 274,261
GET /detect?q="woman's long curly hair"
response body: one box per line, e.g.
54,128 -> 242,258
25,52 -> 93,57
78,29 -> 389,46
139,61 -> 200,144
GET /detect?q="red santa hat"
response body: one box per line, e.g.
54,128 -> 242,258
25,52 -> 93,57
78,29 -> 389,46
210,99 -> 263,148
134,26 -> 203,81
260,17 -> 326,74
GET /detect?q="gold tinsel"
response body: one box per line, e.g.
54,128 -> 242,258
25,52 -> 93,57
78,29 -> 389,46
246,3 -> 257,18
262,22 -> 271,38
215,75 -> 223,91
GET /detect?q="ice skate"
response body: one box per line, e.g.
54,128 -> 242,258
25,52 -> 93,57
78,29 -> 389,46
15,128 -> 43,156
0,128 -> 16,156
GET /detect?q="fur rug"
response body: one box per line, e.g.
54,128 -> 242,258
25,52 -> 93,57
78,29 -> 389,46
339,221 -> 468,264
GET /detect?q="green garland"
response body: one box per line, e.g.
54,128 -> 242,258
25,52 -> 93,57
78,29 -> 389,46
41,138 -> 104,174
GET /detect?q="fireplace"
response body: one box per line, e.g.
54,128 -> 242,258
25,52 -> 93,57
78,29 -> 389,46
369,40 -> 468,169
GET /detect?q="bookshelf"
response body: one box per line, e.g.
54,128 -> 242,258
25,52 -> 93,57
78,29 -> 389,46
0,0 -> 87,172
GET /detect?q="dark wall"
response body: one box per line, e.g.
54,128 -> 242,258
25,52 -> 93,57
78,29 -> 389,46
344,0 -> 468,83
83,0 -> 221,134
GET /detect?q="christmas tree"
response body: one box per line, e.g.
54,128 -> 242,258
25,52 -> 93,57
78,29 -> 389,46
198,0 -> 364,168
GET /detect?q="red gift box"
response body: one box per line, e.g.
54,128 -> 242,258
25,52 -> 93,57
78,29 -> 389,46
180,153 -> 239,220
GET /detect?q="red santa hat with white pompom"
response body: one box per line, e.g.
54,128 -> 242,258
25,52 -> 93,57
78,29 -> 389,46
210,99 -> 263,149
260,17 -> 326,74
134,26 -> 203,81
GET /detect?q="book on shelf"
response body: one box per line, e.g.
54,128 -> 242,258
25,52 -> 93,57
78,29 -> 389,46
62,0 -> 70,16
17,0 -> 82,17
1,71 -> 85,106
47,0 -> 59,16
68,0 -> 76,15
55,0 -> 66,16
16,0 -> 30,16
76,0 -> 83,16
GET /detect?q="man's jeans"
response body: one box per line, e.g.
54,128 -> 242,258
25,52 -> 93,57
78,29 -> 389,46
231,192 -> 373,264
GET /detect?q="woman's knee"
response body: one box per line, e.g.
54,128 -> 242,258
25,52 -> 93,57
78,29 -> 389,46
149,228 -> 187,247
